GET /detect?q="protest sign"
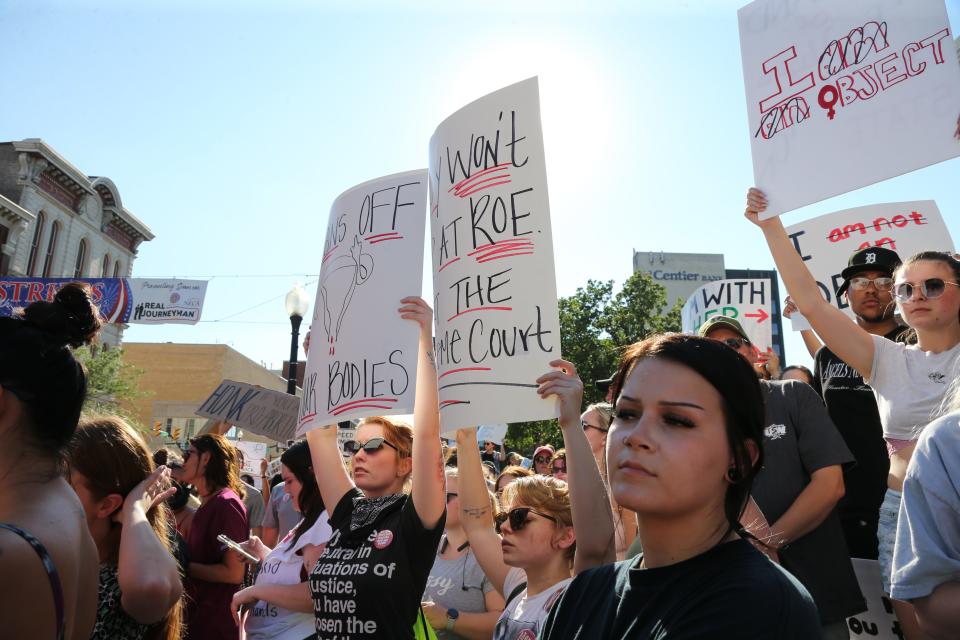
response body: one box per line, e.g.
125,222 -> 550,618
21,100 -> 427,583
846,559 -> 901,639
429,77 -> 562,430
784,201 -> 955,315
234,440 -> 268,475
739,0 -> 960,218
682,279 -> 773,351
296,170 -> 427,435
476,424 -> 508,445
196,380 -> 300,442
0,277 -> 207,324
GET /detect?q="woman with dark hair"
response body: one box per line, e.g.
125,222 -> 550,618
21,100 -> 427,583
68,416 -> 184,640
175,432 -> 249,640
0,282 -> 102,640
305,297 -> 447,639
540,334 -> 820,639
747,189 -> 960,638
231,439 -> 332,640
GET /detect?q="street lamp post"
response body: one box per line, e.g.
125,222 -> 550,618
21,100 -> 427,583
284,284 -> 310,395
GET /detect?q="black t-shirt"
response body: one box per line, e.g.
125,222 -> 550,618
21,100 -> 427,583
811,328 -> 904,557
480,450 -> 502,474
539,539 -> 820,639
309,488 -> 445,640
752,380 -> 864,624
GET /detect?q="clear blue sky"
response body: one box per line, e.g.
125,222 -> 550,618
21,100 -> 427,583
4,0 -> 959,371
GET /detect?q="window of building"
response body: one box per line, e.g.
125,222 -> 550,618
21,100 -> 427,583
102,253 -> 110,277
73,239 -> 87,278
41,220 -> 60,277
27,211 -> 45,276
113,260 -> 122,278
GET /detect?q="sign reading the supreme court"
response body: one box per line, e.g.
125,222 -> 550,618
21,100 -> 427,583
196,380 -> 300,442
429,78 -> 561,430
739,0 -> 960,218
296,171 -> 427,435
682,279 -> 773,351
784,201 -> 955,315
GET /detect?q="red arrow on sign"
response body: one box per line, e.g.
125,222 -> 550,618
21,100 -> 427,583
744,308 -> 769,323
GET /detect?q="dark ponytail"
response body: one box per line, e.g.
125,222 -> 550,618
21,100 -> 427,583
0,282 -> 102,457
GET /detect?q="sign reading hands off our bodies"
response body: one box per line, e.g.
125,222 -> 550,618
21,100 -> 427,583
682,279 -> 773,352
296,171 -> 427,435
739,0 -> 960,218
429,78 -> 562,430
785,201 -> 955,318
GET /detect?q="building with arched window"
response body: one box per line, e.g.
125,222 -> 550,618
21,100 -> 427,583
0,138 -> 155,345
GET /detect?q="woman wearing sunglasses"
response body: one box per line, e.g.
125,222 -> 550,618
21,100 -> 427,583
581,403 -> 638,560
747,188 -> 960,637
420,467 -> 505,639
305,296 -> 446,640
540,334 -> 819,639
456,358 -> 615,640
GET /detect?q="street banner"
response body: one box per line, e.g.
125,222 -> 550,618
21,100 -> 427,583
296,170 -> 428,435
429,77 -> 562,431
784,201 -> 954,316
0,277 -> 207,324
682,279 -> 773,351
846,559 -> 901,639
739,0 -> 960,218
197,380 -> 300,442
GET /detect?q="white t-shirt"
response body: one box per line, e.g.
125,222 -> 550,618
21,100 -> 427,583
868,335 -> 960,441
493,567 -> 571,640
245,512 -> 332,640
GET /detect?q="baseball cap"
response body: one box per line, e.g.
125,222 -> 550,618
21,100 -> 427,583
533,445 -> 555,461
836,247 -> 901,296
697,315 -> 749,341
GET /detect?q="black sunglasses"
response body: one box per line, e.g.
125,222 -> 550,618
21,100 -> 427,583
182,448 -> 198,462
893,278 -> 960,303
495,506 -> 558,533
581,420 -> 608,434
342,437 -> 399,456
722,337 -> 750,349
551,463 -> 566,473
445,492 -> 458,503
533,456 -> 550,464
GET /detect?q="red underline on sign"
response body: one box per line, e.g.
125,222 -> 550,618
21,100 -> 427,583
321,246 -> 338,264
472,242 -> 534,260
448,163 -> 512,196
438,257 -> 461,272
439,400 -> 471,409
332,397 -> 399,412
298,412 -> 317,426
369,235 -> 404,245
447,306 -> 513,322
467,239 -> 534,257
438,366 -> 492,380
456,177 -> 513,198
366,232 -> 402,241
331,403 -> 395,416
477,251 -> 535,264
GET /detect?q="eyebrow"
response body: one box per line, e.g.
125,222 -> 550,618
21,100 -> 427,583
619,395 -> 705,411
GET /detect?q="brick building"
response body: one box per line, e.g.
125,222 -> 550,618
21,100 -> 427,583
0,138 -> 154,345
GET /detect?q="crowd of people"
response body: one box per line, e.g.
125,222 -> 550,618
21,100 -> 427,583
2,188 -> 960,640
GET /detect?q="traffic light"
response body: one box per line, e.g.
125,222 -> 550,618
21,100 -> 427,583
152,421 -> 162,437
172,428 -> 181,441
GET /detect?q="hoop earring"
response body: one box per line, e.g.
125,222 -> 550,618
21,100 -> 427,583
726,466 -> 742,483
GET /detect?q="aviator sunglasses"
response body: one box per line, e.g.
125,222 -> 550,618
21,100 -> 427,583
342,437 -> 399,456
892,278 -> 960,303
495,506 -> 558,533
721,337 -> 750,350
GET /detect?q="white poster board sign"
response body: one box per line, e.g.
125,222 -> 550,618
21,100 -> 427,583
846,559 -> 901,639
476,424 -> 508,445
129,279 -> 208,324
297,171 -> 427,435
234,440 -> 268,476
196,379 -> 300,442
682,279 -> 773,351
784,201 -> 955,316
429,77 -> 562,430
739,0 -> 960,218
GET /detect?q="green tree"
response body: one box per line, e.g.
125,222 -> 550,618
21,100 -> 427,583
504,271 -> 683,455
74,346 -> 149,428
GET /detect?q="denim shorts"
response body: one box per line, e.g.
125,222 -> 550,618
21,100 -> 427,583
877,488 -> 901,595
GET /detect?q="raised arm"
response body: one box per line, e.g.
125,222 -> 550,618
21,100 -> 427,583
745,188 -> 874,378
401,296 -> 445,530
456,427 -> 512,595
306,424 -> 355,517
536,360 -> 615,573
117,466 -> 183,624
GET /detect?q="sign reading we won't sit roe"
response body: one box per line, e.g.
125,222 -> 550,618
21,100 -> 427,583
429,77 -> 562,431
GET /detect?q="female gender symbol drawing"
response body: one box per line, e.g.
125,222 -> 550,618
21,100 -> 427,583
319,236 -> 375,355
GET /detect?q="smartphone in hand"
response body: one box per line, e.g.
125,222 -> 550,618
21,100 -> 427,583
217,534 -> 261,565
